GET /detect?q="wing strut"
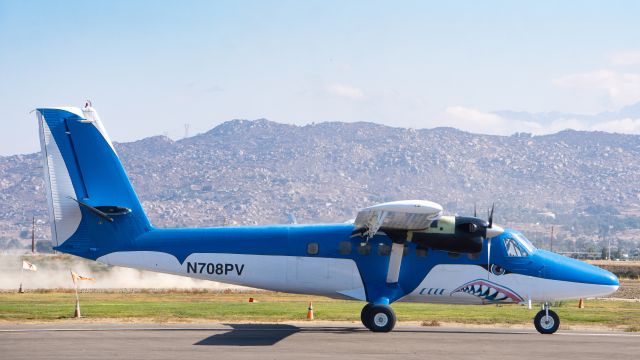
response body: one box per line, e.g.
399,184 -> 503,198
386,241 -> 405,283
385,230 -> 408,284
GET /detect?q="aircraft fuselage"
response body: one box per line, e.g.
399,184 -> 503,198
90,223 -> 618,306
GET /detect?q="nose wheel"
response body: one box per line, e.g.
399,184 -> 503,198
534,302 -> 560,334
361,303 -> 396,332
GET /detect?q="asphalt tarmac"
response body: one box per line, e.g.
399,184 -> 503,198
1,323 -> 639,360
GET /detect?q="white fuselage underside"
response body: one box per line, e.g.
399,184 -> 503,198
97,251 -> 617,304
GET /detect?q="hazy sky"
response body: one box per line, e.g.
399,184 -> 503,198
2,0 -> 640,155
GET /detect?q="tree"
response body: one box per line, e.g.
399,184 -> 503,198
35,240 -> 53,253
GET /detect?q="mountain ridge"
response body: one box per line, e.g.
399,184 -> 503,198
1,119 -> 639,253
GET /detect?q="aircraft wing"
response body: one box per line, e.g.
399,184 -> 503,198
353,200 -> 443,239
353,200 -> 443,285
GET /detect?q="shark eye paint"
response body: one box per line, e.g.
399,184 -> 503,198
491,264 -> 506,276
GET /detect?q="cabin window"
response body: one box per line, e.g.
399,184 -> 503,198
416,248 -> 428,257
358,243 -> 371,256
448,252 -> 460,259
307,242 -> 319,255
503,237 -> 528,257
378,243 -> 391,256
338,241 -> 352,255
467,252 -> 481,260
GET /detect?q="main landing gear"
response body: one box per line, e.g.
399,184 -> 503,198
534,302 -> 560,334
361,303 -> 397,332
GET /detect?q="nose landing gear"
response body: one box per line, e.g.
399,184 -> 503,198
534,302 -> 560,334
361,303 -> 396,332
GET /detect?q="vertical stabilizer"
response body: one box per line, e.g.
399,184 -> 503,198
36,105 -> 150,259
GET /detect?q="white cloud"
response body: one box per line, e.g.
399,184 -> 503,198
552,69 -> 640,108
443,106 -> 541,135
609,50 -> 640,66
443,106 -> 640,136
327,83 -> 365,100
590,118 -> 640,133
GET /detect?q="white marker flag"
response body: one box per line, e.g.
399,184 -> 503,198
22,260 -> 37,272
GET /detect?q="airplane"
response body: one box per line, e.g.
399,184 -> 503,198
35,104 -> 619,334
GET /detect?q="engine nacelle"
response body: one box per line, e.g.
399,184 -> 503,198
410,216 -> 487,253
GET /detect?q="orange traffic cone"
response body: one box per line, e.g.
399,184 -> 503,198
578,298 -> 585,309
307,302 -> 314,320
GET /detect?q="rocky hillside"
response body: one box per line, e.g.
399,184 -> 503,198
1,119 -> 640,253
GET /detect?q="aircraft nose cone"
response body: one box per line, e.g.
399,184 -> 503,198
538,250 -> 619,286
532,250 -> 619,299
598,267 -> 620,287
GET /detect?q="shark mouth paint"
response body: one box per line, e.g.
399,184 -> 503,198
451,279 -> 523,303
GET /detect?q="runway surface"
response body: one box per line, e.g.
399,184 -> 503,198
1,323 -> 639,360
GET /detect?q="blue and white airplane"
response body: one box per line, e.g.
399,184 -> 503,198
35,104 -> 619,334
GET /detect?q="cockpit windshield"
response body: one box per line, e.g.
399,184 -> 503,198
514,233 -> 536,253
503,233 -> 536,257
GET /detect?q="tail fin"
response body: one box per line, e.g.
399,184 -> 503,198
37,105 -> 150,259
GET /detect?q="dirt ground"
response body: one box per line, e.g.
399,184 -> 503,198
606,279 -> 640,300
588,260 -> 640,278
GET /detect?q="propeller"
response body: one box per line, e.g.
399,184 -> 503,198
487,233 -> 492,279
486,203 -> 495,279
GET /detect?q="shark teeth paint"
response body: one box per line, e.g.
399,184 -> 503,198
451,279 -> 523,303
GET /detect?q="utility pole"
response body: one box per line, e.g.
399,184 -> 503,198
31,216 -> 35,254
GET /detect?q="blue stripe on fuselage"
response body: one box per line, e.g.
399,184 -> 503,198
134,224 -> 355,262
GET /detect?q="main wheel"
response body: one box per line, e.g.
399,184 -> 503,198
365,304 -> 396,332
361,303 -> 375,330
534,309 -> 560,334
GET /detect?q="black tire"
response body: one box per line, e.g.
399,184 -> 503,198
534,309 -> 560,334
365,304 -> 396,333
361,303 -> 374,330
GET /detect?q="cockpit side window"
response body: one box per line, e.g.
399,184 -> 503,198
503,237 -> 529,257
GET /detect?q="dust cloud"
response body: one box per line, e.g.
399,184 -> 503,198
0,255 -> 246,290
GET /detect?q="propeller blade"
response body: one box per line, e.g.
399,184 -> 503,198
488,203 -> 495,228
487,238 -> 491,279
484,203 -> 496,278
473,203 -> 477,217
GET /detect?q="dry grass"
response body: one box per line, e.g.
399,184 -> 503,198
1,291 -> 639,328
625,325 -> 640,332
421,319 -> 441,327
